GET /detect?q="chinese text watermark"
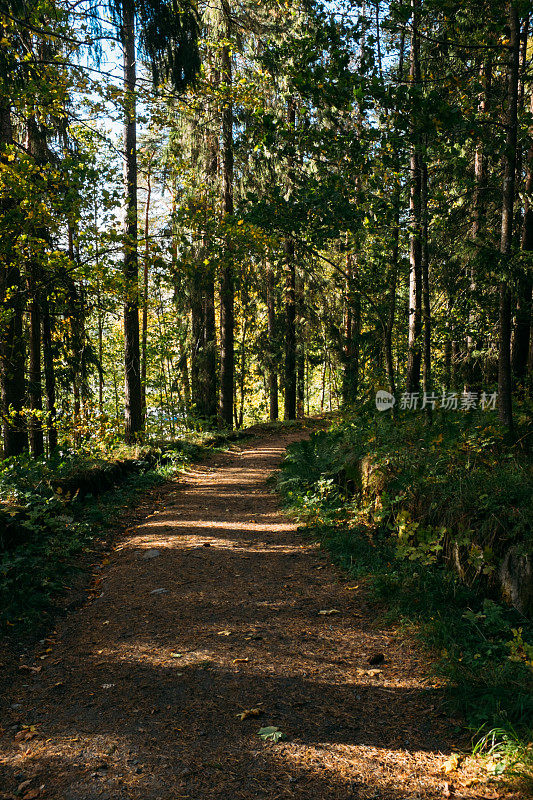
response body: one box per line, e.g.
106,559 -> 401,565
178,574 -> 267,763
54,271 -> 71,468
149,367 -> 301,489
375,390 -> 497,412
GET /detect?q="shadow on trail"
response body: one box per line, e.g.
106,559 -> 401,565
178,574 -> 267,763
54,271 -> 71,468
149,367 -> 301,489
0,432 -> 456,800
0,655 -> 450,799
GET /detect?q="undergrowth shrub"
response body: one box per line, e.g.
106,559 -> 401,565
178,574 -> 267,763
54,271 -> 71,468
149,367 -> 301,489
0,440 -> 201,631
278,408 -> 533,775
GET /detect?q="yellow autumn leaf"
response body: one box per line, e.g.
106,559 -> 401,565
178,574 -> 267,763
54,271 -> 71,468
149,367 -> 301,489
443,753 -> 459,773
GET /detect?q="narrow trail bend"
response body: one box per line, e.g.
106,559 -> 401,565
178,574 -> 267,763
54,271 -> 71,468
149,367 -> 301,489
1,430 -> 465,800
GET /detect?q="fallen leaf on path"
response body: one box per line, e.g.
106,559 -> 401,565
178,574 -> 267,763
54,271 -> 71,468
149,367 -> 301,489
170,653 -> 183,658
237,707 -> 262,720
258,726 -> 287,742
356,668 -> 382,676
233,657 -> 249,664
318,609 -> 340,615
217,630 -> 231,636
443,754 -> 460,774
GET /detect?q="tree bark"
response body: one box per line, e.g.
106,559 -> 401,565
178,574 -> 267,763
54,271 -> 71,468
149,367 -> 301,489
41,295 -> 57,453
203,62 -> 219,420
382,27 -> 403,404
219,0 -> 234,428
296,278 -> 305,419
26,115 -> 47,458
94,201 -> 104,414
512,87 -> 533,383
28,287 -> 44,457
190,261 -> 205,414
284,235 -> 297,420
466,57 -> 491,390
421,158 -> 432,417
141,158 -> 151,423
0,94 -> 27,457
284,97 -> 297,420
122,0 -> 143,441
191,104 -> 218,422
266,261 -> 278,421
342,245 -> 360,404
498,3 -> 519,432
66,225 -> 88,438
384,192 -> 399,399
406,0 -> 422,394
236,310 -> 247,429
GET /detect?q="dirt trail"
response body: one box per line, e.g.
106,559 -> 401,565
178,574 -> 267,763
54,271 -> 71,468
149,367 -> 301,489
1,430 -> 471,799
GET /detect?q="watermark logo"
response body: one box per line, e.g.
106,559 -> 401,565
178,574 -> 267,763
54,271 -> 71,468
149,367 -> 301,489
375,390 -> 497,412
375,389 -> 396,412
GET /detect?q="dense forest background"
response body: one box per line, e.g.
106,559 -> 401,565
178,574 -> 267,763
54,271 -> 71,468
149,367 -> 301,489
0,0 -> 531,454
1,2 -> 533,786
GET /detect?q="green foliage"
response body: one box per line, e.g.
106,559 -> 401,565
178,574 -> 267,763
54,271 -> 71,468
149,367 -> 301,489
277,411 -> 533,750
474,726 -> 533,788
0,437 -> 210,632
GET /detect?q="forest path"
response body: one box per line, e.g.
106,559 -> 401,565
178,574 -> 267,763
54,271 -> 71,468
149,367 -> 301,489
1,429 -> 471,799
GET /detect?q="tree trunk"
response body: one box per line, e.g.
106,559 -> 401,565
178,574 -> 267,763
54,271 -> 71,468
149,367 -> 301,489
0,96 -> 27,457
94,201 -> 104,414
498,4 -> 519,432
66,226 -> 86,439
342,246 -> 360,404
406,0 -> 422,394
203,61 -> 219,420
28,288 -> 44,457
296,278 -> 305,419
382,28 -> 403,404
122,0 -> 143,441
203,272 -> 217,419
284,236 -> 297,420
266,261 -> 278,420
466,57 -> 491,390
26,115 -> 46,458
0,265 -> 26,458
219,1 -> 234,428
512,88 -> 533,384
421,158 -> 432,417
141,159 -> 151,422
384,192 -> 399,399
190,262 -> 205,414
284,97 -> 297,420
41,295 -> 57,453
191,171 -> 217,424
236,312 -> 247,429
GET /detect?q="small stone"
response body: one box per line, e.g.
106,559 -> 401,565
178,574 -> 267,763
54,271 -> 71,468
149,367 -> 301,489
150,588 -> 168,595
143,549 -> 161,560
